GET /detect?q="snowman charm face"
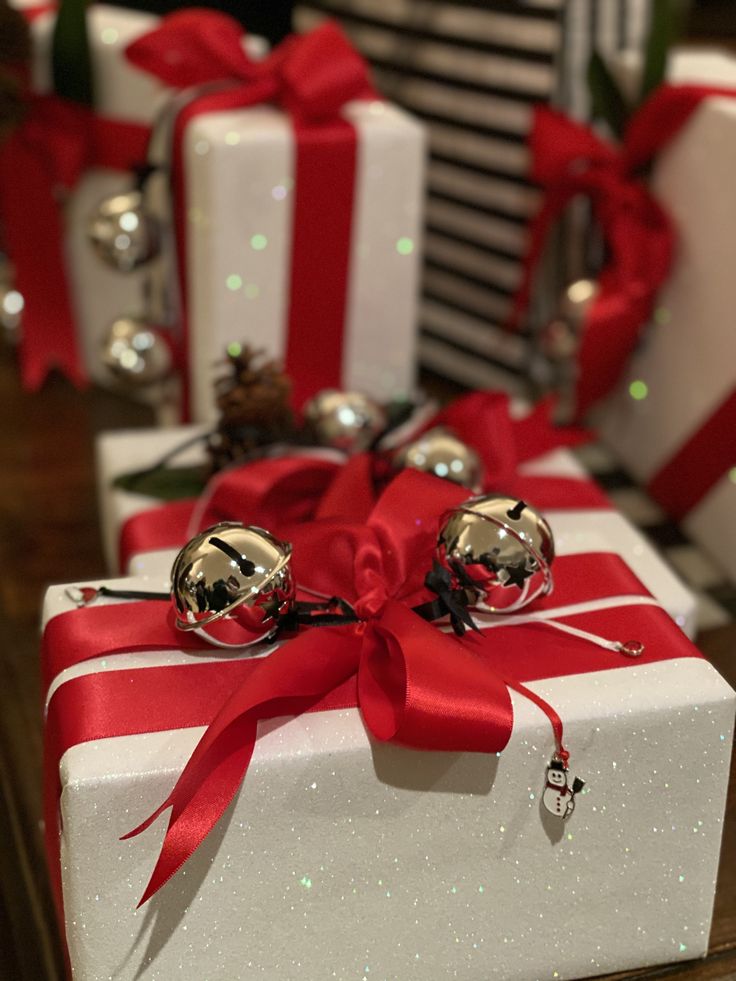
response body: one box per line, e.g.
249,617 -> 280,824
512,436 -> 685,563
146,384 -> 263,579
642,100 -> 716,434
542,759 -> 583,819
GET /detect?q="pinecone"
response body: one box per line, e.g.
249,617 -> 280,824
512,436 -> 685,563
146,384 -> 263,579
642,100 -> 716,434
208,345 -> 294,472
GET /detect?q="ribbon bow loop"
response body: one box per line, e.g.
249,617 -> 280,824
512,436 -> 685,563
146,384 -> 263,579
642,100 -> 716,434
125,9 -> 262,87
529,105 -> 618,186
359,599 -> 513,751
276,21 -> 376,122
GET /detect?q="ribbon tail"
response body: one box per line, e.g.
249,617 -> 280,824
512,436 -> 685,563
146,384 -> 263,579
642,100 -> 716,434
359,600 -> 513,752
125,627 -> 361,905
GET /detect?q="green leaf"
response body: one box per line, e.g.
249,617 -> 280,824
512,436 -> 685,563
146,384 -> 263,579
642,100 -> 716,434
113,466 -> 207,501
640,0 -> 691,103
587,50 -> 629,140
51,0 -> 94,106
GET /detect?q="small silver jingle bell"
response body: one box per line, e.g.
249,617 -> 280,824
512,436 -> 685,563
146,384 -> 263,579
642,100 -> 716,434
437,494 -> 554,613
171,521 -> 295,649
539,278 -> 599,363
87,190 -> 160,272
393,427 -> 483,490
303,389 -> 388,454
101,316 -> 173,387
0,281 -> 23,343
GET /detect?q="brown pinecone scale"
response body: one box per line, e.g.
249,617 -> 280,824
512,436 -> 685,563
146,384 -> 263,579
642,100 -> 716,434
208,345 -> 295,472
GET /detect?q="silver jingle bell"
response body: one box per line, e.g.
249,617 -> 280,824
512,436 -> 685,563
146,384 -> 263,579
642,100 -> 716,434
87,190 -> 160,272
303,389 -> 388,454
393,427 -> 483,490
0,282 -> 23,343
437,494 -> 554,613
171,521 -> 295,649
539,278 -> 599,363
101,316 -> 173,387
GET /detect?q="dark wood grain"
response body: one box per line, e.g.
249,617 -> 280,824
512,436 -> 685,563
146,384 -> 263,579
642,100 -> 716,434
0,343 -> 733,980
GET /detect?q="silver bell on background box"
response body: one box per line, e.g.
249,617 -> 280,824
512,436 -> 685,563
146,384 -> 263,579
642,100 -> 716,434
539,278 -> 599,363
171,521 -> 295,649
393,427 -> 483,490
437,494 -> 554,613
303,389 -> 387,454
0,281 -> 23,344
87,190 -> 160,272
536,278 -> 599,423
101,316 -> 173,387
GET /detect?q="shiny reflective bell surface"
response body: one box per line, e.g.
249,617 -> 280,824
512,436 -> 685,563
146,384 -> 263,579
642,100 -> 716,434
0,282 -> 23,342
171,522 -> 295,648
393,427 -> 483,490
437,494 -> 554,613
87,190 -> 160,272
101,316 -> 173,386
303,389 -> 388,454
540,278 -> 599,362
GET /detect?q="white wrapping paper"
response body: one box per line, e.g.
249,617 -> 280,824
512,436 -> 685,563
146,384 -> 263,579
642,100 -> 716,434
599,50 -> 736,582
95,423 -> 697,637
43,575 -> 734,981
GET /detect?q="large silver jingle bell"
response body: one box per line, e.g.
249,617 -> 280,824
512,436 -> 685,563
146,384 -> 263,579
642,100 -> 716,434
393,427 -> 483,490
437,494 -> 554,613
171,521 -> 295,649
101,316 -> 173,387
303,389 -> 387,454
87,189 -> 160,272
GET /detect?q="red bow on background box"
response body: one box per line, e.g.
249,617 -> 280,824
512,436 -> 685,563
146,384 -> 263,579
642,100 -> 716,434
43,467 -> 699,915
117,391 -> 605,571
512,83 -> 736,418
126,10 -> 377,417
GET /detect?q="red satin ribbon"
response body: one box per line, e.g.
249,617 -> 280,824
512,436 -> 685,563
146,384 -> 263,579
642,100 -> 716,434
43,469 -> 702,914
513,84 -> 736,418
118,391 -> 606,570
125,12 -> 377,417
0,2 -> 151,390
646,386 -> 736,520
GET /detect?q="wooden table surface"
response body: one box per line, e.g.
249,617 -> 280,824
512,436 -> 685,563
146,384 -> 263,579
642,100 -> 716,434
0,344 -> 734,980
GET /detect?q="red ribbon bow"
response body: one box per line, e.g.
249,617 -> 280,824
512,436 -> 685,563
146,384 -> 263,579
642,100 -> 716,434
120,471 -> 514,904
513,84 -> 736,418
119,391 -> 605,571
125,11 -> 371,123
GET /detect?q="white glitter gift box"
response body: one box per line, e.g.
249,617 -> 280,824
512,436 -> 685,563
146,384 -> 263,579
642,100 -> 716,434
598,50 -> 736,583
42,558 -> 734,981
94,421 -> 698,636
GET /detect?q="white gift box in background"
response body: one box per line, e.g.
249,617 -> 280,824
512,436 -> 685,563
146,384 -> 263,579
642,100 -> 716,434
21,4 -> 425,422
599,50 -> 736,584
42,574 -> 734,981
95,424 -> 698,637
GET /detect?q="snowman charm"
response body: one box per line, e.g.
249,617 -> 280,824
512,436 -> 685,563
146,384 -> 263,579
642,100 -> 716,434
542,758 -> 585,819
